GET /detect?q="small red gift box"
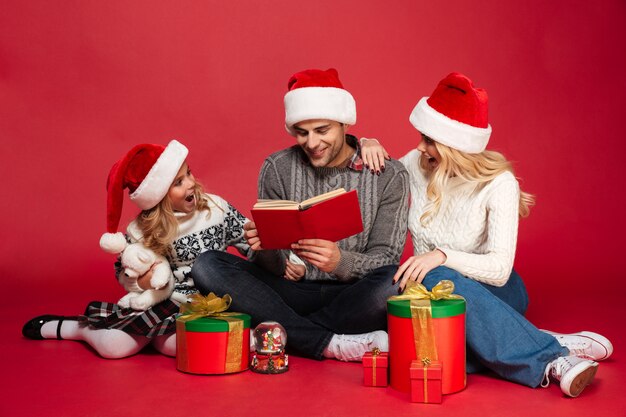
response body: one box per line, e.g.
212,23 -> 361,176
363,350 -> 388,387
410,360 -> 442,404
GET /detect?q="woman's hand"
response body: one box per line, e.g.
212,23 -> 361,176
360,137 -> 390,175
284,260 -> 306,281
393,250 -> 447,292
292,239 -> 341,273
243,221 -> 262,251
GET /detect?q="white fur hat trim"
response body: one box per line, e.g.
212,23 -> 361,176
284,87 -> 356,134
129,140 -> 188,210
409,97 -> 491,154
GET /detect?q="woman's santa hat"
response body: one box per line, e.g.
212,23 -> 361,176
284,68 -> 356,134
99,140 -> 188,253
409,72 -> 492,154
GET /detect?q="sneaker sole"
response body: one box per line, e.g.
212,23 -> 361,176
542,330 -> 613,361
560,361 -> 598,398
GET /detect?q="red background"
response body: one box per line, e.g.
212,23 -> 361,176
2,2 -> 625,416
3,1 -> 625,304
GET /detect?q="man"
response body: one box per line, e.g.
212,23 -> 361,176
192,68 -> 409,361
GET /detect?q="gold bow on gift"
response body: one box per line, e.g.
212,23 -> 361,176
392,280 -> 464,302
177,292 -> 244,373
179,292 -> 233,321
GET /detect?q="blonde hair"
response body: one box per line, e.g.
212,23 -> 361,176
419,138 -> 535,225
136,180 -> 211,257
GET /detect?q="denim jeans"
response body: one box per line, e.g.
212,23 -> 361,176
422,266 -> 568,387
191,250 -> 399,360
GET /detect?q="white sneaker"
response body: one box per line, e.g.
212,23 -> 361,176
323,330 -> 388,362
541,356 -> 598,397
541,329 -> 613,361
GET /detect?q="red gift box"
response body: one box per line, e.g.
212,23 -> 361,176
363,350 -> 388,387
387,290 -> 466,395
410,360 -> 442,403
176,313 -> 250,375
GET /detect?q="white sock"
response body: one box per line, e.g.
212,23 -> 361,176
40,319 -> 149,359
41,319 -> 81,339
82,328 -> 149,359
152,333 -> 177,357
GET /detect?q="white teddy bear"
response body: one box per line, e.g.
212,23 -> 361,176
115,242 -> 175,311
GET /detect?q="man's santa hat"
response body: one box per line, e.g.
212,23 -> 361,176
284,68 -> 356,134
99,140 -> 188,253
409,72 -> 492,153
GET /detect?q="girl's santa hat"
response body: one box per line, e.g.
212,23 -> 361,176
99,140 -> 188,253
409,72 -> 492,154
284,68 -> 356,134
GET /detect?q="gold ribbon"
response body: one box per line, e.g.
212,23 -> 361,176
422,358 -> 431,403
371,347 -> 380,385
390,279 -> 463,302
390,280 -> 463,400
178,293 -> 244,373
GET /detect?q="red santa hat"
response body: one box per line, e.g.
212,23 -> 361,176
99,139 -> 188,253
284,68 -> 356,134
409,72 -> 491,154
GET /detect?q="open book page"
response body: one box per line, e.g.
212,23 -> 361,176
253,199 -> 299,210
299,188 -> 346,209
253,188 -> 346,210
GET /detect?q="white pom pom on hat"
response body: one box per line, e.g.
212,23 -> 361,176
99,232 -> 127,254
100,140 -> 188,252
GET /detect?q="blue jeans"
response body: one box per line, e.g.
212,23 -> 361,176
422,266 -> 568,387
191,250 -> 399,360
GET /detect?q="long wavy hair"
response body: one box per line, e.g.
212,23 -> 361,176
135,180 -> 212,257
419,137 -> 535,225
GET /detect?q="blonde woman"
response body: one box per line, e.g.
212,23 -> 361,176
361,73 -> 612,397
22,140 -> 251,358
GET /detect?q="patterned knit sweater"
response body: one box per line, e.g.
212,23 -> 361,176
123,194 -> 250,298
400,149 -> 520,287
253,143 -> 409,282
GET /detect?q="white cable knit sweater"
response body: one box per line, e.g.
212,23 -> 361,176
400,149 -> 520,286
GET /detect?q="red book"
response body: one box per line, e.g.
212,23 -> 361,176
251,188 -> 364,250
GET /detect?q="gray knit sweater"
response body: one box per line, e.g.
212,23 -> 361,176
252,141 -> 409,282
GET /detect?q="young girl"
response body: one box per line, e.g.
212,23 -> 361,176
22,140 -> 251,359
360,73 -> 613,397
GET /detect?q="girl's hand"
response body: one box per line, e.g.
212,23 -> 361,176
243,221 -> 262,251
284,260 -> 306,281
136,266 -> 155,290
392,250 -> 447,292
292,239 -> 341,273
360,137 -> 390,175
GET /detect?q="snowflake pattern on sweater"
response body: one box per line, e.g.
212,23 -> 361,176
123,194 -> 250,297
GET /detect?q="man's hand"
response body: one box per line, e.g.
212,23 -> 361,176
292,239 -> 341,273
244,221 -> 262,251
392,250 -> 446,292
